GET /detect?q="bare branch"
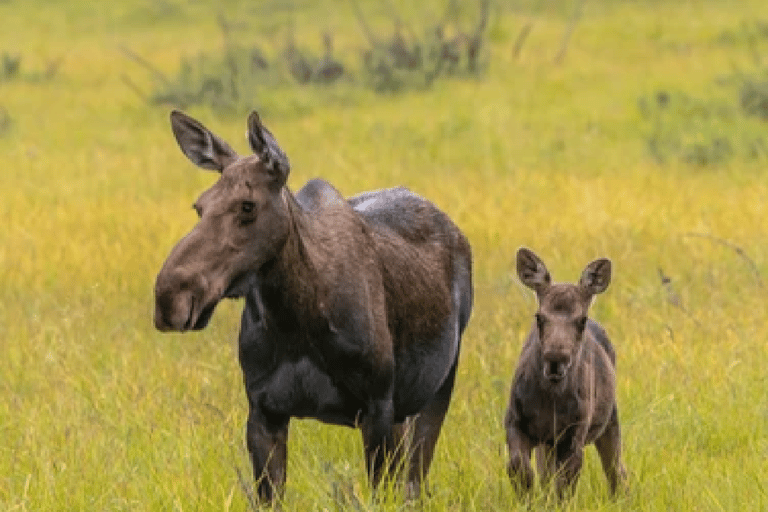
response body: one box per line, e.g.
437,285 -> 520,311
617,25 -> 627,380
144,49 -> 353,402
682,232 -> 764,288
554,0 -> 586,65
117,45 -> 172,87
658,267 -> 703,328
120,74 -> 149,101
513,0 -> 550,60
348,0 -> 379,47
383,0 -> 418,42
512,21 -> 533,59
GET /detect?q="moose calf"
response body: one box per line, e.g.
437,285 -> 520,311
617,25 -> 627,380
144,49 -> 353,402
504,248 -> 626,497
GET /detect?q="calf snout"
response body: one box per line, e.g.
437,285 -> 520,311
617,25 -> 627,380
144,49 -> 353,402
542,352 -> 571,382
154,271 -> 208,332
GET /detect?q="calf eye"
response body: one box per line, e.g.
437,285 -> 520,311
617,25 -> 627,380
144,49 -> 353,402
576,316 -> 587,331
192,204 -> 202,217
535,313 -> 545,331
241,201 -> 255,214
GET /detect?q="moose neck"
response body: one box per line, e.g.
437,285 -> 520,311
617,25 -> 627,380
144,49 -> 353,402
258,188 -> 326,330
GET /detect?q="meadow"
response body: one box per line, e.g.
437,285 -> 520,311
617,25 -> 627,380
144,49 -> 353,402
1,0 -> 766,510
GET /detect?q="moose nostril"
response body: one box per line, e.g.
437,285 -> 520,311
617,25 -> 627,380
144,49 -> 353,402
154,276 -> 197,331
154,268 -> 210,332
543,354 -> 570,381
547,361 -> 566,378
154,301 -> 171,331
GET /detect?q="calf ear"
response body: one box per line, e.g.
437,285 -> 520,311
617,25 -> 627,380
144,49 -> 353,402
579,258 -> 612,295
247,111 -> 290,186
516,247 -> 551,294
170,110 -> 238,171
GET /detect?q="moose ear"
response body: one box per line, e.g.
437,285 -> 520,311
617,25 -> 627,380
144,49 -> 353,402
579,258 -> 612,295
247,111 -> 290,185
170,110 -> 238,171
516,247 -> 551,294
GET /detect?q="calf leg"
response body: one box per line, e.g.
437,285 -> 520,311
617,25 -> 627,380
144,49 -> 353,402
594,407 -> 627,496
246,408 -> 290,504
535,444 -> 557,488
554,435 -> 584,499
403,361 -> 458,499
505,424 -> 534,492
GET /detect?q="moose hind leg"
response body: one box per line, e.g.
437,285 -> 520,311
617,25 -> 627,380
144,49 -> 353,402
390,418 -> 414,476
404,360 -> 458,499
594,406 -> 627,495
361,397 -> 396,489
246,409 -> 289,504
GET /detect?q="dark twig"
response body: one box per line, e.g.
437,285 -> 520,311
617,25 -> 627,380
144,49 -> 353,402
348,0 -> 379,47
120,74 -> 149,101
383,0 -> 418,42
217,13 -> 240,102
512,21 -> 533,59
658,267 -> 704,328
467,0 -> 490,72
554,0 -> 586,65
513,0 -> 550,59
42,57 -> 63,80
682,232 -> 764,288
117,45 -> 172,87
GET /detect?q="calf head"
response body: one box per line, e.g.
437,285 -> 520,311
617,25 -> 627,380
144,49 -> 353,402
154,111 -> 291,332
516,248 -> 611,386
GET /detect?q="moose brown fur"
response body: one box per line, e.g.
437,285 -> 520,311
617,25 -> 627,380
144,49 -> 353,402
153,111 -> 473,503
504,248 -> 626,497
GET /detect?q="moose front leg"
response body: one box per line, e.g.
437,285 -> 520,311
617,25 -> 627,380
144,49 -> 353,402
505,423 -> 535,492
554,428 -> 587,498
360,397 -> 396,489
555,447 -> 584,497
246,408 -> 290,504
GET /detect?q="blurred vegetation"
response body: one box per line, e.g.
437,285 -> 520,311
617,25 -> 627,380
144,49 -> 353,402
0,50 -> 61,83
639,20 -> 768,166
0,106 -> 10,137
120,1 -> 491,112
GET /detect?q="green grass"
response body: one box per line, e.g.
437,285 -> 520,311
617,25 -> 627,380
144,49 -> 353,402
1,0 -> 767,510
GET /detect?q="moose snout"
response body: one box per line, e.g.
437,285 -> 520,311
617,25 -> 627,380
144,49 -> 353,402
154,271 -> 208,332
542,352 -> 571,382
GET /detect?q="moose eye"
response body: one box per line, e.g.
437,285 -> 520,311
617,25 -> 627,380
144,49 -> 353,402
576,316 -> 588,331
535,313 -> 545,331
238,201 -> 257,226
192,204 -> 202,217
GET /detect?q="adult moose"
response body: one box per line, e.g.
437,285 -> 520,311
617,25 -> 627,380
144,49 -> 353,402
154,110 -> 473,503
504,248 -> 626,498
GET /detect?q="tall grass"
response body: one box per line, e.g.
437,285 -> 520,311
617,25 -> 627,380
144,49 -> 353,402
1,0 -> 766,510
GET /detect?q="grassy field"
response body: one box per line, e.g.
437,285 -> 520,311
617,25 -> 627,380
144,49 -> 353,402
1,0 -> 767,510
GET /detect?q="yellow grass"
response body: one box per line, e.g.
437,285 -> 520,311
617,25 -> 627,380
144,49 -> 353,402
1,0 -> 766,510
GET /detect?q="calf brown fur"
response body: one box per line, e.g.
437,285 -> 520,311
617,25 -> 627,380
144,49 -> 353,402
504,248 -> 626,497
